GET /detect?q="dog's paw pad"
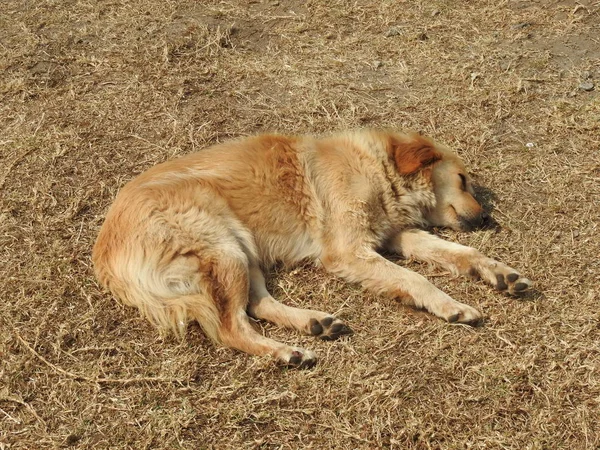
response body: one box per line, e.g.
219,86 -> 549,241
448,313 -> 460,323
309,317 -> 353,341
506,273 -> 519,283
495,274 -> 508,290
509,278 -> 532,295
282,348 -> 317,369
445,304 -> 483,326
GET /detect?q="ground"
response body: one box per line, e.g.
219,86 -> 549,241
1,0 -> 599,448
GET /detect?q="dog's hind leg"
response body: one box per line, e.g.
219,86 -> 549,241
150,211 -> 318,367
389,229 -> 532,295
191,254 -> 318,368
246,264 -> 353,341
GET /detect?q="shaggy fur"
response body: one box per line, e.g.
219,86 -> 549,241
93,129 -> 532,367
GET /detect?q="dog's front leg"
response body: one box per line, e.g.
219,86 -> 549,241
321,249 -> 482,325
389,229 -> 532,295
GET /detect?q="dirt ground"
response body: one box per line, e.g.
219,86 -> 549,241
1,0 -> 599,448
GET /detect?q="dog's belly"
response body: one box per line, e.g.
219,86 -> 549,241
252,226 -> 321,266
229,199 -> 321,266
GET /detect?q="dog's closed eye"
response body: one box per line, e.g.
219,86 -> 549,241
459,174 -> 467,191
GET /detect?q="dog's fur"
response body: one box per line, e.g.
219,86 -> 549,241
93,129 -> 531,367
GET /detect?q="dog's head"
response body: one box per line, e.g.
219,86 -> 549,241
387,132 -> 487,231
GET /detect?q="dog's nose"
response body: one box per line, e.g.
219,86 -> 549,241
460,211 -> 489,231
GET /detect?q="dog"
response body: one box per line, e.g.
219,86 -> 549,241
93,129 -> 532,368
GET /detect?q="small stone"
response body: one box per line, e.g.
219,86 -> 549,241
579,81 -> 595,91
385,27 -> 402,37
373,60 -> 383,69
66,434 -> 81,446
511,22 -> 531,30
431,9 -> 441,17
30,61 -> 58,75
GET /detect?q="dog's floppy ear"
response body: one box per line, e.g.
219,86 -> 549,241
388,134 -> 442,175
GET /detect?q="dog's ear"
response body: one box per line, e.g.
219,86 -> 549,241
388,134 -> 442,175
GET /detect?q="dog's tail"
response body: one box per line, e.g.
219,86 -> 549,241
93,245 -> 223,343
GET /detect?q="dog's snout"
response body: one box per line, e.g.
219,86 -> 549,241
459,210 -> 488,231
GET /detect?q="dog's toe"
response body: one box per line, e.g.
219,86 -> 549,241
446,304 -> 483,326
495,274 -> 508,291
506,273 -> 519,283
282,348 -> 317,369
309,319 -> 324,336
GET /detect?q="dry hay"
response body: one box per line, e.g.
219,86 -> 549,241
1,0 -> 599,448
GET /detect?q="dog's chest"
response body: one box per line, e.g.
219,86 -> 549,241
371,184 -> 436,240
395,190 -> 435,225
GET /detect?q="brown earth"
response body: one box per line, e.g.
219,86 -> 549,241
1,0 -> 599,448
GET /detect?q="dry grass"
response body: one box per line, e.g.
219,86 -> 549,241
1,0 -> 600,448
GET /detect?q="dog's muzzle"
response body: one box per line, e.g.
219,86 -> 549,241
459,210 -> 489,231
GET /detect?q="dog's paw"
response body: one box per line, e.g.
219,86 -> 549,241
495,272 -> 532,295
473,258 -> 532,296
309,317 -> 353,341
277,347 -> 317,369
443,303 -> 483,326
485,263 -> 532,295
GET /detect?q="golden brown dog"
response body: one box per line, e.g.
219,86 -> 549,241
93,129 -> 531,367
